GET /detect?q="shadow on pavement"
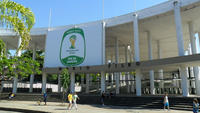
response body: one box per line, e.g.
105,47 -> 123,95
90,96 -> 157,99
0,107 -> 48,113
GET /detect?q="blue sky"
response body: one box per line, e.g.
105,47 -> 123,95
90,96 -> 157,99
13,0 -> 168,28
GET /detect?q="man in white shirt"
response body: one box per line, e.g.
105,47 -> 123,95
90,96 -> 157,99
163,93 -> 169,110
72,92 -> 80,110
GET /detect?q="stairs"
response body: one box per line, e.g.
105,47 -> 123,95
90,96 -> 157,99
78,95 -> 198,111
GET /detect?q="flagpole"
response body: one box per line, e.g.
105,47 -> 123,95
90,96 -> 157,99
102,0 -> 104,20
133,0 -> 136,12
48,8 -> 52,30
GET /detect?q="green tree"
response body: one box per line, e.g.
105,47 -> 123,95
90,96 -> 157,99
0,0 -> 36,92
0,0 -> 35,52
60,69 -> 70,104
20,50 -> 44,82
0,40 -> 41,89
0,52 -> 41,81
21,50 -> 44,69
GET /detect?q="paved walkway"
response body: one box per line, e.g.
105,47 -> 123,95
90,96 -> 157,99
0,100 -> 193,113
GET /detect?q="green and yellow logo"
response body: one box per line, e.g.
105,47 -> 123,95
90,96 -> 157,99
69,35 -> 76,49
59,28 -> 86,66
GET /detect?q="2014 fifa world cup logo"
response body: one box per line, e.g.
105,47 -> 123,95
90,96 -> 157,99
69,35 -> 76,49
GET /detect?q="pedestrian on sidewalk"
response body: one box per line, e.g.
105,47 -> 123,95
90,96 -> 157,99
72,92 -> 80,110
43,92 -> 47,105
101,91 -> 105,106
163,93 -> 169,110
193,98 -> 199,113
8,93 -> 15,99
67,92 -> 73,110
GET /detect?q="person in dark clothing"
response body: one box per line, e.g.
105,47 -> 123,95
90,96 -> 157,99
43,92 -> 47,105
101,91 -> 105,106
193,98 -> 199,113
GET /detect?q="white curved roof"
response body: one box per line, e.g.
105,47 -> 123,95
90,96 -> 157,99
0,0 -> 200,62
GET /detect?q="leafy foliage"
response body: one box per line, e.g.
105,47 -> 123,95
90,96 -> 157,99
21,50 -> 44,68
0,39 -> 41,81
0,56 -> 41,81
0,39 -> 5,58
48,74 -> 58,83
0,0 -> 35,52
61,69 -> 70,91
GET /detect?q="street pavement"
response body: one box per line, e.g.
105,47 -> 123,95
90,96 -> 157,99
0,100 -> 193,113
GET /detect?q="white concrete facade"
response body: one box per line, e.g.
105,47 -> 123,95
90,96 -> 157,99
188,22 -> 200,95
1,0 -> 200,97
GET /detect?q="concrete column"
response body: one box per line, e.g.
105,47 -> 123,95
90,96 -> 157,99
174,1 -> 189,96
115,37 -> 120,94
157,40 -> 164,89
173,1 -> 185,56
12,77 -> 18,94
115,73 -> 120,94
158,70 -> 164,88
129,48 -> 132,63
86,74 -> 90,93
105,74 -> 108,91
172,74 -> 177,87
110,56 -> 114,89
122,74 -> 126,85
97,75 -> 100,93
42,72 -> 47,94
147,31 -> 155,95
124,45 -> 130,93
13,37 -> 22,94
198,32 -> 200,48
133,13 -> 140,62
130,74 -> 135,93
58,75 -> 61,93
136,69 -> 142,96
133,13 -> 141,96
70,72 -> 75,93
101,71 -> 105,93
188,22 -> 197,54
111,73 -> 114,89
102,21 -> 106,65
188,22 -> 200,95
125,73 -> 130,93
29,43 -> 36,93
128,47 -> 134,93
188,47 -> 195,89
176,74 -> 180,87
180,66 -> 189,97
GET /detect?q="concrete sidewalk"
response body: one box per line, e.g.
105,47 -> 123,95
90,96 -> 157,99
0,100 -> 193,113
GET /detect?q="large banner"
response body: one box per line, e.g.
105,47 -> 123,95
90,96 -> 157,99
44,22 -> 103,68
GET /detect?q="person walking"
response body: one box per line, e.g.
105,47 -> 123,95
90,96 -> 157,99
101,91 -> 105,106
67,92 -> 73,110
43,92 -> 47,105
193,98 -> 199,113
163,93 -> 169,110
72,92 -> 80,110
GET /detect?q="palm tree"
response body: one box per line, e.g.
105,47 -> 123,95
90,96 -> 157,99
0,0 -> 35,53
